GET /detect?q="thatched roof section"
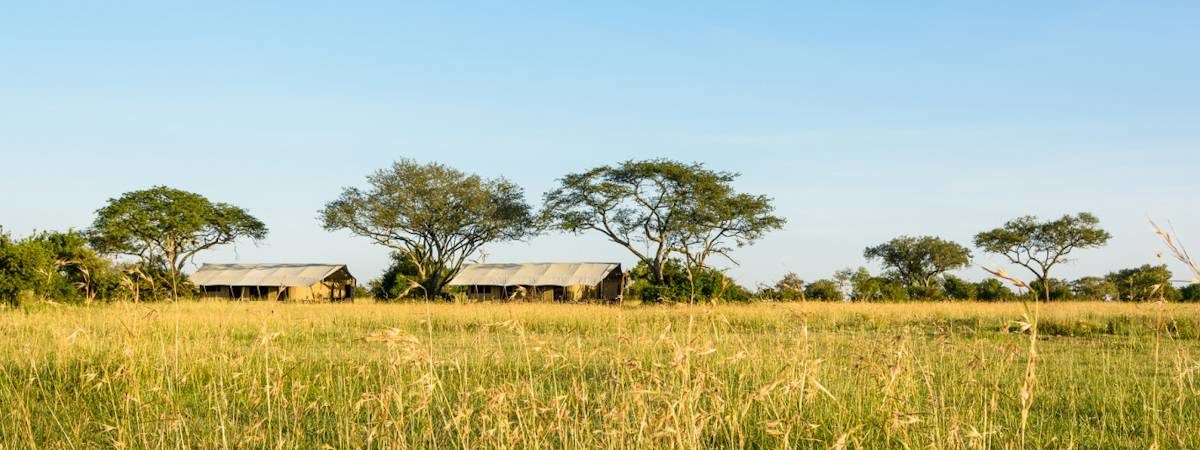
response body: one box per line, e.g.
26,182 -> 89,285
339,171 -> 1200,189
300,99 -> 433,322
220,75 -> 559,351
191,264 -> 353,287
448,263 -> 621,287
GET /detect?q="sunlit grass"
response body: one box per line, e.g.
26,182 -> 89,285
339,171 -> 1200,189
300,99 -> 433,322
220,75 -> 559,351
2,300 -> 1198,448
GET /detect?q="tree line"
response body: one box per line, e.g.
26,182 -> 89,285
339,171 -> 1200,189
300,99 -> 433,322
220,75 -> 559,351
2,158 -> 1197,305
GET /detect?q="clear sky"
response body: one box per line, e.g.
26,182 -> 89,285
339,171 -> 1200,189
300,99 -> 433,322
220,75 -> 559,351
2,1 -> 1197,287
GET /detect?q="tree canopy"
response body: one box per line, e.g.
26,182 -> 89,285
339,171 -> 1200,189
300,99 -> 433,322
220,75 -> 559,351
89,186 -> 267,300
974,212 -> 1110,301
542,159 -> 783,300
863,235 -> 972,297
321,160 -> 535,298
1106,264 -> 1178,301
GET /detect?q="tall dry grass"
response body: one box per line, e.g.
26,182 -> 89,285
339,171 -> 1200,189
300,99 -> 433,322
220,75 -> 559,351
2,300 -> 1199,448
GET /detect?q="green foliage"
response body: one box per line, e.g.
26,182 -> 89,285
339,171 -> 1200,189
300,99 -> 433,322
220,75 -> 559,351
757,272 -> 805,301
322,160 -> 535,299
1071,276 -> 1118,301
1106,264 -> 1179,301
846,267 -> 910,301
863,235 -> 971,296
627,259 -> 751,302
0,229 -> 47,306
370,252 -> 431,300
974,212 -> 1111,301
942,275 -> 977,301
1182,284 -> 1200,302
1027,278 -> 1073,301
975,279 -> 1016,302
0,229 -> 127,305
89,186 -> 267,300
542,159 -> 783,295
804,279 -> 844,301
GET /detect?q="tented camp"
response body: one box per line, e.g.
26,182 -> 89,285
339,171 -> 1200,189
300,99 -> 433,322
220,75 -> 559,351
448,263 -> 624,302
192,263 -> 356,301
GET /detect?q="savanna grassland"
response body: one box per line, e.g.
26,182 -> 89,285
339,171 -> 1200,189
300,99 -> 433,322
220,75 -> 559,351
2,301 -> 1199,449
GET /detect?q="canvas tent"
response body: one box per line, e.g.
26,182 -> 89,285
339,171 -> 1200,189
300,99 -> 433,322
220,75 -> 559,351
192,263 -> 356,301
448,263 -> 624,302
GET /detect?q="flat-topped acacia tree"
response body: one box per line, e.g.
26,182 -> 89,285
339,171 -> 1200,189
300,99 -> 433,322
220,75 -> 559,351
320,159 -> 535,299
541,159 -> 783,301
974,212 -> 1111,302
88,186 -> 268,300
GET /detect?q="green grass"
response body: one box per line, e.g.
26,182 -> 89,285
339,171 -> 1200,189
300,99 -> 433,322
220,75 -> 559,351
1,300 -> 1198,449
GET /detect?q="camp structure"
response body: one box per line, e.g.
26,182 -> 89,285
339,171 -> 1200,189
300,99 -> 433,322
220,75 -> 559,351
448,262 -> 624,302
192,263 -> 356,301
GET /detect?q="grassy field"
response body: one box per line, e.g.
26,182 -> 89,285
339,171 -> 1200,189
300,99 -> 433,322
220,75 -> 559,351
2,300 -> 1199,449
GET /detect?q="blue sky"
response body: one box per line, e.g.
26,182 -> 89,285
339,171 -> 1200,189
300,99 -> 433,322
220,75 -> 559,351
2,1 -> 1197,287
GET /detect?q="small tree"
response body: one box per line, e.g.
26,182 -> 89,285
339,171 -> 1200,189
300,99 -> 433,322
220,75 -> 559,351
1071,276 -> 1118,300
974,213 -> 1111,302
942,274 -> 977,301
804,279 -> 844,302
89,186 -> 268,301
760,272 -> 805,301
321,160 -> 535,299
975,278 -> 1015,301
863,235 -> 972,298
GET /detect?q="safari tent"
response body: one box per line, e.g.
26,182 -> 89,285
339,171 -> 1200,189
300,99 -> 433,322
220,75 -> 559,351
192,263 -> 356,301
448,263 -> 624,302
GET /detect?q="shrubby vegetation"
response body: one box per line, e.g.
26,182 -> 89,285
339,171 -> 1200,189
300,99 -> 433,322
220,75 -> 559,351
626,259 -> 752,302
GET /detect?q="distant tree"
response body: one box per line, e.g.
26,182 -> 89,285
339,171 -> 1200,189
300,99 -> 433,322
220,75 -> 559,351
1181,284 -> 1200,302
1106,264 -> 1179,301
846,267 -> 910,302
321,160 -> 535,299
1071,276 -> 1118,301
833,268 -> 855,299
542,159 -> 783,301
759,272 -> 805,301
804,279 -> 844,302
942,274 -> 977,301
89,186 -> 267,300
847,267 -> 880,301
975,278 -> 1015,302
974,213 -> 1111,302
863,235 -> 971,298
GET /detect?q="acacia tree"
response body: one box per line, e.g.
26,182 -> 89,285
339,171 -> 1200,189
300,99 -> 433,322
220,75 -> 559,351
863,235 -> 972,298
89,186 -> 268,301
542,159 -> 783,301
321,160 -> 535,299
974,212 -> 1111,302
674,180 -> 784,300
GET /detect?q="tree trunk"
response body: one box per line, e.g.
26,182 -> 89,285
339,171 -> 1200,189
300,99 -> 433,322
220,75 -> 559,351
1042,273 -> 1052,302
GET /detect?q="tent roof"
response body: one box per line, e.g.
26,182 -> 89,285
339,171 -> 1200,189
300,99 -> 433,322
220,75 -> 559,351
448,263 -> 621,287
191,264 -> 352,287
